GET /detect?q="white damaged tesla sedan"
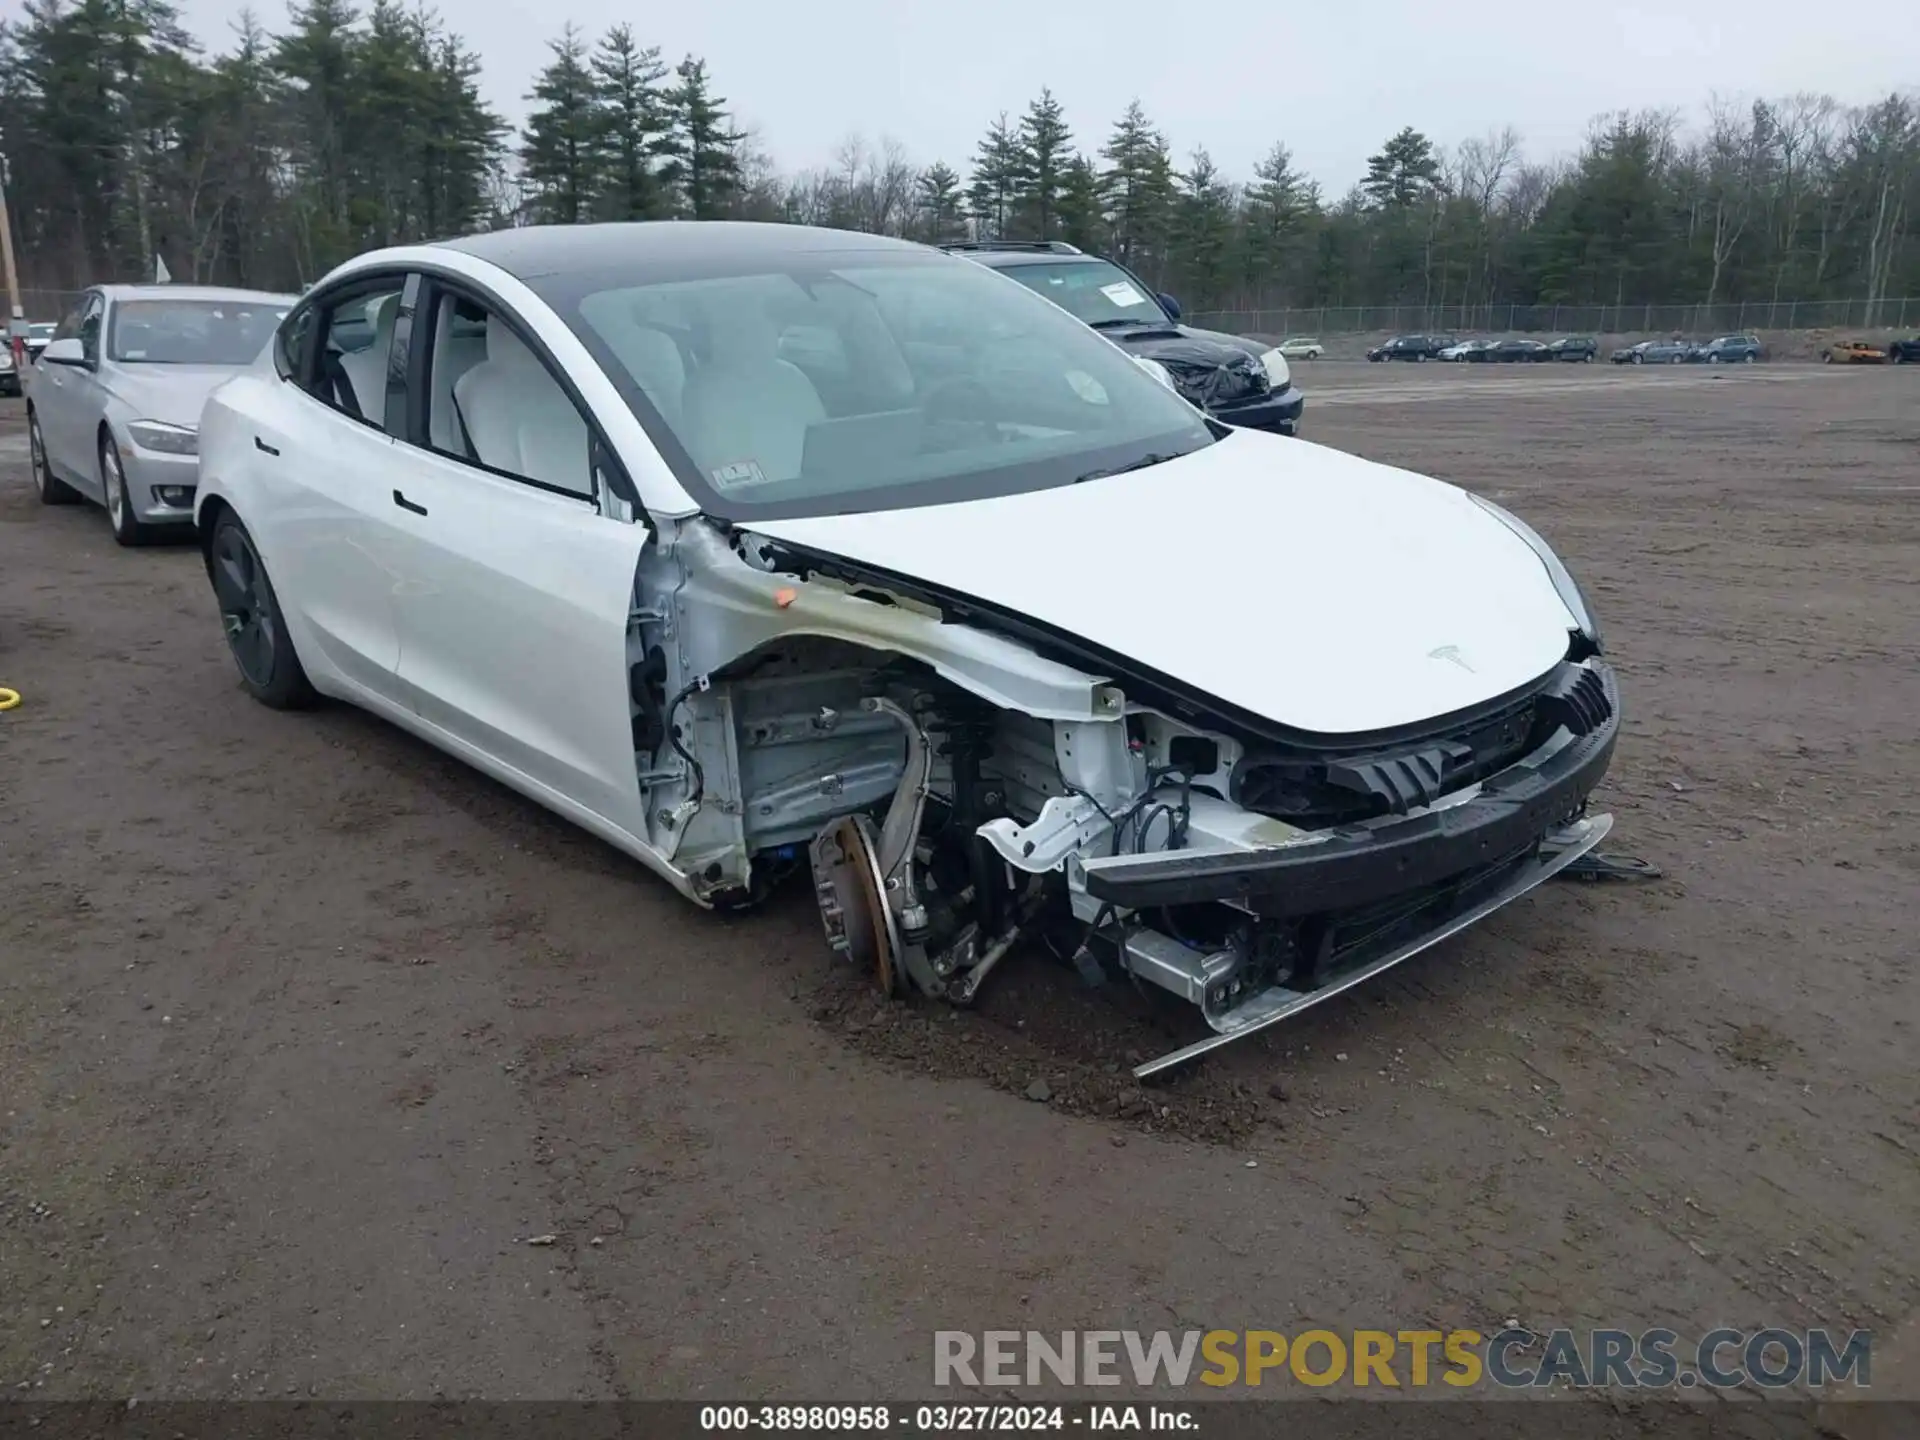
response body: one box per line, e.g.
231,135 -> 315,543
194,222 -> 1620,1077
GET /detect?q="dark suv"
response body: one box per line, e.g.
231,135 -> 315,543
941,241 -> 1305,435
1691,334 -> 1763,364
1365,334 -> 1453,362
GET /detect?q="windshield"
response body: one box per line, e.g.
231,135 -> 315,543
987,259 -> 1172,328
560,251 -> 1214,521
108,299 -> 288,365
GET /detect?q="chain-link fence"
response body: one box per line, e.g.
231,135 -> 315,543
15,283 -> 1916,340
1183,298 -> 1920,340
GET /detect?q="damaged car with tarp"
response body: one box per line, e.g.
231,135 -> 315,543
194,222 -> 1622,1078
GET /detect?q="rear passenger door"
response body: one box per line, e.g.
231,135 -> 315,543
252,273 -> 413,703
378,275 -> 652,840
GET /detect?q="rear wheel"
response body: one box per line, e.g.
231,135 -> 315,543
29,409 -> 81,505
101,434 -> 159,547
208,512 -> 317,709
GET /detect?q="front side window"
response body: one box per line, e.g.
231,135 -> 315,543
989,259 -> 1170,329
108,299 -> 287,365
418,289 -> 594,501
551,252 -> 1213,521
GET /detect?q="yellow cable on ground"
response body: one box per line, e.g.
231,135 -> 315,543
0,687 -> 21,711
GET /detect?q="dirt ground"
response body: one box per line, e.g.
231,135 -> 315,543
1,362 -> 1916,1405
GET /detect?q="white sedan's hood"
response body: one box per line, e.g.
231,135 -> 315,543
748,431 -> 1580,735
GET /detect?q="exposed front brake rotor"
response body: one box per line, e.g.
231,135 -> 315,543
809,814 -> 901,997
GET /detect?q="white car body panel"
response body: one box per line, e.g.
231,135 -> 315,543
749,429 -> 1578,735
202,377 -> 410,698
376,444 -> 649,837
189,226 -> 1618,1075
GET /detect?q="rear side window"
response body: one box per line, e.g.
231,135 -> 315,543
309,283 -> 406,431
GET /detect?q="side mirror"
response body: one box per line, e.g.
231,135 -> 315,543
1158,293 -> 1183,321
40,337 -> 88,366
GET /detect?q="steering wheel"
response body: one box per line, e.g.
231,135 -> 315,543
919,376 -> 1008,443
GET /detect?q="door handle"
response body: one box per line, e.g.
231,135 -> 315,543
393,489 -> 428,516
254,436 -> 280,456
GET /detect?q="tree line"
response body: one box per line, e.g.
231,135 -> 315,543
3,1 -> 1916,323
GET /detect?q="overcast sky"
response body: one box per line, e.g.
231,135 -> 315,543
173,0 -> 1920,189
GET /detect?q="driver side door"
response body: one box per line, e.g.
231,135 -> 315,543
378,276 -> 653,841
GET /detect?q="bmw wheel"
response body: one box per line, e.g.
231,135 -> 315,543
209,511 -> 317,709
29,409 -> 81,506
101,434 -> 159,546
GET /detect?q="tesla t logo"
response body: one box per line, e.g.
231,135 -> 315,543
1428,645 -> 1476,672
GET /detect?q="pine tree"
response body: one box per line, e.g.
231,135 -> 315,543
1011,88 -> 1071,238
1172,148 -> 1236,305
659,57 -> 741,219
965,113 -> 1019,237
1242,141 -> 1317,298
913,161 -> 965,242
520,25 -> 603,225
1099,100 -> 1175,275
1056,154 -> 1105,252
591,24 -> 669,221
1362,127 -> 1441,208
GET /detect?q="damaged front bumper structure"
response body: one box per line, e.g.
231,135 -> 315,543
812,654 -> 1621,1079
1082,663 -> 1619,1075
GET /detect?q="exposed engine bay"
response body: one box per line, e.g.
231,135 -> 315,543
624,518 -> 1619,1079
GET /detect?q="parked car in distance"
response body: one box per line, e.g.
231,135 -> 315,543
1548,335 -> 1598,362
946,241 -> 1306,435
1473,338 -> 1553,364
1890,336 -> 1920,364
25,284 -> 295,544
1692,334 -> 1763,363
4,322 -> 59,393
1612,339 -> 1695,365
1825,340 -> 1887,365
193,221 -> 1618,1079
1366,333 -> 1453,362
1274,336 -> 1323,360
1437,339 -> 1486,361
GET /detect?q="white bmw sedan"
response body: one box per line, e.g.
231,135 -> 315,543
196,222 -> 1620,1077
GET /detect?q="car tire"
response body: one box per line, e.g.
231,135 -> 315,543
1631,353 -> 1643,365
100,433 -> 161,547
208,511 -> 318,710
29,408 -> 82,506
1823,353 -> 1833,364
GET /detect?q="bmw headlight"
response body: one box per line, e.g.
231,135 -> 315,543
1259,347 -> 1291,389
126,420 -> 199,456
1466,493 -> 1603,651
